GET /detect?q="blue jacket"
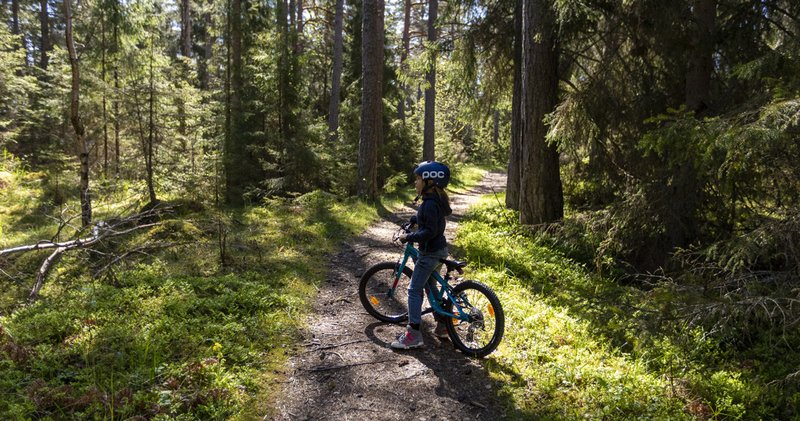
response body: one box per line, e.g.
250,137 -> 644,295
406,193 -> 452,253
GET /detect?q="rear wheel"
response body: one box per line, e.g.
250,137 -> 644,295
359,262 -> 413,323
445,280 -> 504,358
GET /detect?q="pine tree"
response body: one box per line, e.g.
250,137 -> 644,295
518,0 -> 562,224
357,0 -> 383,198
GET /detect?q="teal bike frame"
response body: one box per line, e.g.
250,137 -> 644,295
391,232 -> 470,322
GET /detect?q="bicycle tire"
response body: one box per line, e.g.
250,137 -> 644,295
444,280 -> 505,358
359,262 -> 414,323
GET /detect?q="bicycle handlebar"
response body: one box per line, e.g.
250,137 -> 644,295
393,220 -> 416,243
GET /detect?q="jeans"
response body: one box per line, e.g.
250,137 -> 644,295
407,247 -> 449,326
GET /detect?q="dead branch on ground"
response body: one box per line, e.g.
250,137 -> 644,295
0,206 -> 168,300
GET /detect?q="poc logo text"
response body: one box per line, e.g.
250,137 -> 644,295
422,171 -> 446,179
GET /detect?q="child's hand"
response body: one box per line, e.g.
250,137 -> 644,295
399,233 -> 409,243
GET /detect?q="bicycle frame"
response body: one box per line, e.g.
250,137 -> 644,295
389,240 -> 471,322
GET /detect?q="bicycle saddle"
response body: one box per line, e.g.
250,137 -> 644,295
440,258 -> 468,274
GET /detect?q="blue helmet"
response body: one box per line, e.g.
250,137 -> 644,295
414,161 -> 450,189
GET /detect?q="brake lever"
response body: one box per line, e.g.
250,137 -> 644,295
394,222 -> 415,244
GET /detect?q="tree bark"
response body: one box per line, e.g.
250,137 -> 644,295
664,0 -> 716,248
398,0 -> 411,123
200,5 -> 213,89
518,0 -> 562,225
12,0 -> 26,64
422,0 -> 438,161
224,0 -> 245,205
180,0 -> 192,57
114,13 -> 121,176
39,0 -> 50,70
506,0 -> 522,210
686,0 -> 715,114
11,0 -> 20,35
147,33 -> 158,204
278,0 -> 302,188
493,109 -> 499,145
65,0 -> 92,228
296,0 -> 304,53
327,0 -> 345,142
357,0 -> 384,198
101,10 -> 109,176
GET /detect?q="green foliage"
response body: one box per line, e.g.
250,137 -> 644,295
0,270 -> 282,418
0,164 -> 486,419
0,26 -> 44,153
0,186 -> 382,418
454,198 -> 791,419
434,40 -> 511,166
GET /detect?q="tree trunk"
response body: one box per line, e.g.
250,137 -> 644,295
663,0 -> 716,248
11,0 -> 20,35
357,0 -> 384,198
114,66 -> 120,175
493,109 -> 499,145
65,0 -> 92,227
200,6 -> 213,89
102,12 -> 109,177
176,0 -> 189,160
422,0 -> 437,161
278,0 -> 302,188
147,34 -> 158,204
518,0 -> 562,225
398,0 -> 411,123
114,14 -> 121,176
327,0 -> 345,142
506,0 -> 522,210
180,0 -> 192,57
12,0 -> 25,64
296,0 -> 304,53
224,0 -> 244,205
39,0 -> 50,70
686,0 -> 715,114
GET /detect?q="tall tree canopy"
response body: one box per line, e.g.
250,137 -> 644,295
0,0 -> 797,271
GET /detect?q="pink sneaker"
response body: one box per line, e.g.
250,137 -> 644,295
390,326 -> 423,349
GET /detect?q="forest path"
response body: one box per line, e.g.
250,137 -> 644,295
273,171 -> 508,421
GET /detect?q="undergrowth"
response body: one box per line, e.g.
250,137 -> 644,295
0,156 -> 489,419
453,196 -> 795,420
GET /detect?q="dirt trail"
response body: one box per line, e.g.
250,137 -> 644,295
274,171 -> 508,421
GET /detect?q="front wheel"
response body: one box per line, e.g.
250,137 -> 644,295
359,262 -> 413,323
445,280 -> 504,358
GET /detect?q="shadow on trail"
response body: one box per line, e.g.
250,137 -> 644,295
277,172 -> 523,420
362,320 -> 504,416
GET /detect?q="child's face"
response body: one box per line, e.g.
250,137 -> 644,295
414,175 -> 424,195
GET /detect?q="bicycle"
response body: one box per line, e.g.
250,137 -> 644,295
358,220 -> 505,358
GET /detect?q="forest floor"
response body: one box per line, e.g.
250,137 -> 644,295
273,171 -> 508,421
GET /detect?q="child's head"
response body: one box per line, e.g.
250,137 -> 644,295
413,161 -> 450,193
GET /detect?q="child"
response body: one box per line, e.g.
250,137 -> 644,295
391,161 -> 453,350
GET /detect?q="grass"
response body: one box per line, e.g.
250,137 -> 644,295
0,157 -> 492,419
453,195 -> 792,420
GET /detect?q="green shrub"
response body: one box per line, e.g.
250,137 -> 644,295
455,199 -> 784,419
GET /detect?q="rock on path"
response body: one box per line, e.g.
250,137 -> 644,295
273,171 -> 507,421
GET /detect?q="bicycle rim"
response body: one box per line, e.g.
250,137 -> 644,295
358,262 -> 413,323
445,280 -> 504,358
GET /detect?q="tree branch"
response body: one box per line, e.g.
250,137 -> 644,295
1,207 -> 168,300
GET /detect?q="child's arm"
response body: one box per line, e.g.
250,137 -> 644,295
405,201 -> 441,244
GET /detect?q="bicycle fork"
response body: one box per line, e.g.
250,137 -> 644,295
384,261 -> 404,300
